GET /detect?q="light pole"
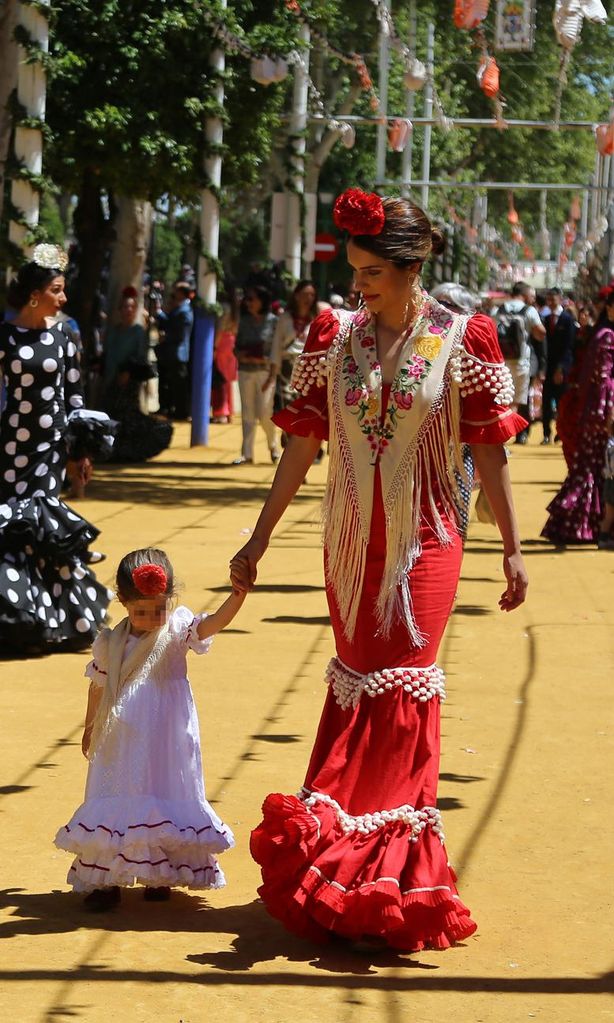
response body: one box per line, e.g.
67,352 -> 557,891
286,22 -> 310,281
192,2 -> 226,447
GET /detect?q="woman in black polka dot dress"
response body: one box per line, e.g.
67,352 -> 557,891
0,247 -> 111,653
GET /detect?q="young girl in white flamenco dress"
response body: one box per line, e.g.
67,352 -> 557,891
55,547 -> 245,911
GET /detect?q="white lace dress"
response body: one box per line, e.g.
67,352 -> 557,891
55,606 -> 234,891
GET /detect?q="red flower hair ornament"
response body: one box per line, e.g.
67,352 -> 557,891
333,188 -> 385,237
131,564 -> 168,596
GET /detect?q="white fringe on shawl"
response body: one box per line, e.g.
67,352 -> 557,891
323,309 -> 469,646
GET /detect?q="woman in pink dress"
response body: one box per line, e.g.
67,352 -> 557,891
542,289 -> 614,544
211,298 -> 239,424
231,191 -> 528,951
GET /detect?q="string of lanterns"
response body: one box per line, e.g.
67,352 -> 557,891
453,3 -> 506,125
284,0 -> 381,113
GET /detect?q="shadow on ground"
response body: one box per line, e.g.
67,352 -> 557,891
1,890 -> 612,995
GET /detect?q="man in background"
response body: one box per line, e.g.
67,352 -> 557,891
156,281 -> 194,420
541,287 -> 576,445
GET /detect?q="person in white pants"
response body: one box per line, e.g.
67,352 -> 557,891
237,367 -> 278,463
233,286 -> 280,465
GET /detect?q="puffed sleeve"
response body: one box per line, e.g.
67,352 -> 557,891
272,309 -> 341,441
84,628 -> 111,688
456,314 -> 527,444
62,326 -> 85,413
170,605 -> 214,655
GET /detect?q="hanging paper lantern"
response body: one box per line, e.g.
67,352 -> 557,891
339,123 -> 356,150
553,0 -> 607,50
595,122 -> 614,156
569,194 -> 581,220
251,56 -> 279,86
478,56 -> 500,98
454,0 -> 490,30
387,118 -> 413,152
507,193 -> 519,225
403,57 -> 427,91
271,58 -> 289,83
511,225 -> 523,243
563,221 -> 576,247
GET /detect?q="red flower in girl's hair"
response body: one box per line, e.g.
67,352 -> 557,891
333,188 -> 385,237
132,564 -> 168,596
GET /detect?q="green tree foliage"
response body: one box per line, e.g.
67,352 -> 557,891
34,0 -> 613,318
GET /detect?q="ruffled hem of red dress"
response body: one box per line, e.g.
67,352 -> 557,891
250,793 -> 477,951
460,410 -> 527,445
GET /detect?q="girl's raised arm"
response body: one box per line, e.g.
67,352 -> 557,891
196,588 -> 247,640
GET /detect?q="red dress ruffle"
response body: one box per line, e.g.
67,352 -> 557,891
251,793 -> 475,950
254,307 -> 516,950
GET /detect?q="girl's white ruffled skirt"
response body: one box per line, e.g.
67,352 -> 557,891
54,794 -> 235,892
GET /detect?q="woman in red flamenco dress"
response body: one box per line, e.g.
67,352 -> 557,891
231,191 -> 528,952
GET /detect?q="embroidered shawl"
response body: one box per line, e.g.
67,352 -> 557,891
315,299 -> 469,645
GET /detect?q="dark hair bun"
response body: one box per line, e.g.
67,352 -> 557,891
6,276 -> 30,310
430,228 -> 446,257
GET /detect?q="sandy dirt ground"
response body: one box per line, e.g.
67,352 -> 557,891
1,420 -> 613,1023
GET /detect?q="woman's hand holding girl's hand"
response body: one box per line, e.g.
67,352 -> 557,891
499,552 -> 528,612
230,535 -> 268,592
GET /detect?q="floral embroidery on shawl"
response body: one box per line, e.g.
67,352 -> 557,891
341,300 -> 454,464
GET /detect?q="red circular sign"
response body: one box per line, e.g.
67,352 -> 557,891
313,232 -> 340,263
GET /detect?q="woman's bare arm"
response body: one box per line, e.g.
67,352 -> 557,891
230,433 -> 321,591
470,443 -> 528,611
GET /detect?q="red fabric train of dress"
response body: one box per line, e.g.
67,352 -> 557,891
250,309 -> 524,950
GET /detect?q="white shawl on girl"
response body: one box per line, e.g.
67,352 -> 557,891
88,616 -> 173,759
319,299 -> 469,646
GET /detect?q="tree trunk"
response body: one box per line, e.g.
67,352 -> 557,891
0,0 -> 18,228
304,81 -> 362,195
107,195 -> 152,325
72,169 -> 114,360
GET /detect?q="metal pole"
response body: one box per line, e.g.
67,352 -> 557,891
588,150 -> 601,231
600,155 -> 611,219
401,0 -> 417,198
286,22 -> 310,281
377,179 -> 609,191
192,0 -> 226,446
375,0 -> 391,187
305,115 -> 600,131
421,23 -> 434,210
580,188 -> 589,239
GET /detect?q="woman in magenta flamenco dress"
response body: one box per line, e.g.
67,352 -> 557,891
231,191 -> 528,952
542,289 -> 614,545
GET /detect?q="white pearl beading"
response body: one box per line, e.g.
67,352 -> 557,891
325,656 -> 446,711
450,348 -> 515,406
302,790 -> 445,844
290,350 -> 329,395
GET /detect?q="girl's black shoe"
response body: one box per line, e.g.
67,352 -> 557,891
83,886 -> 121,912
